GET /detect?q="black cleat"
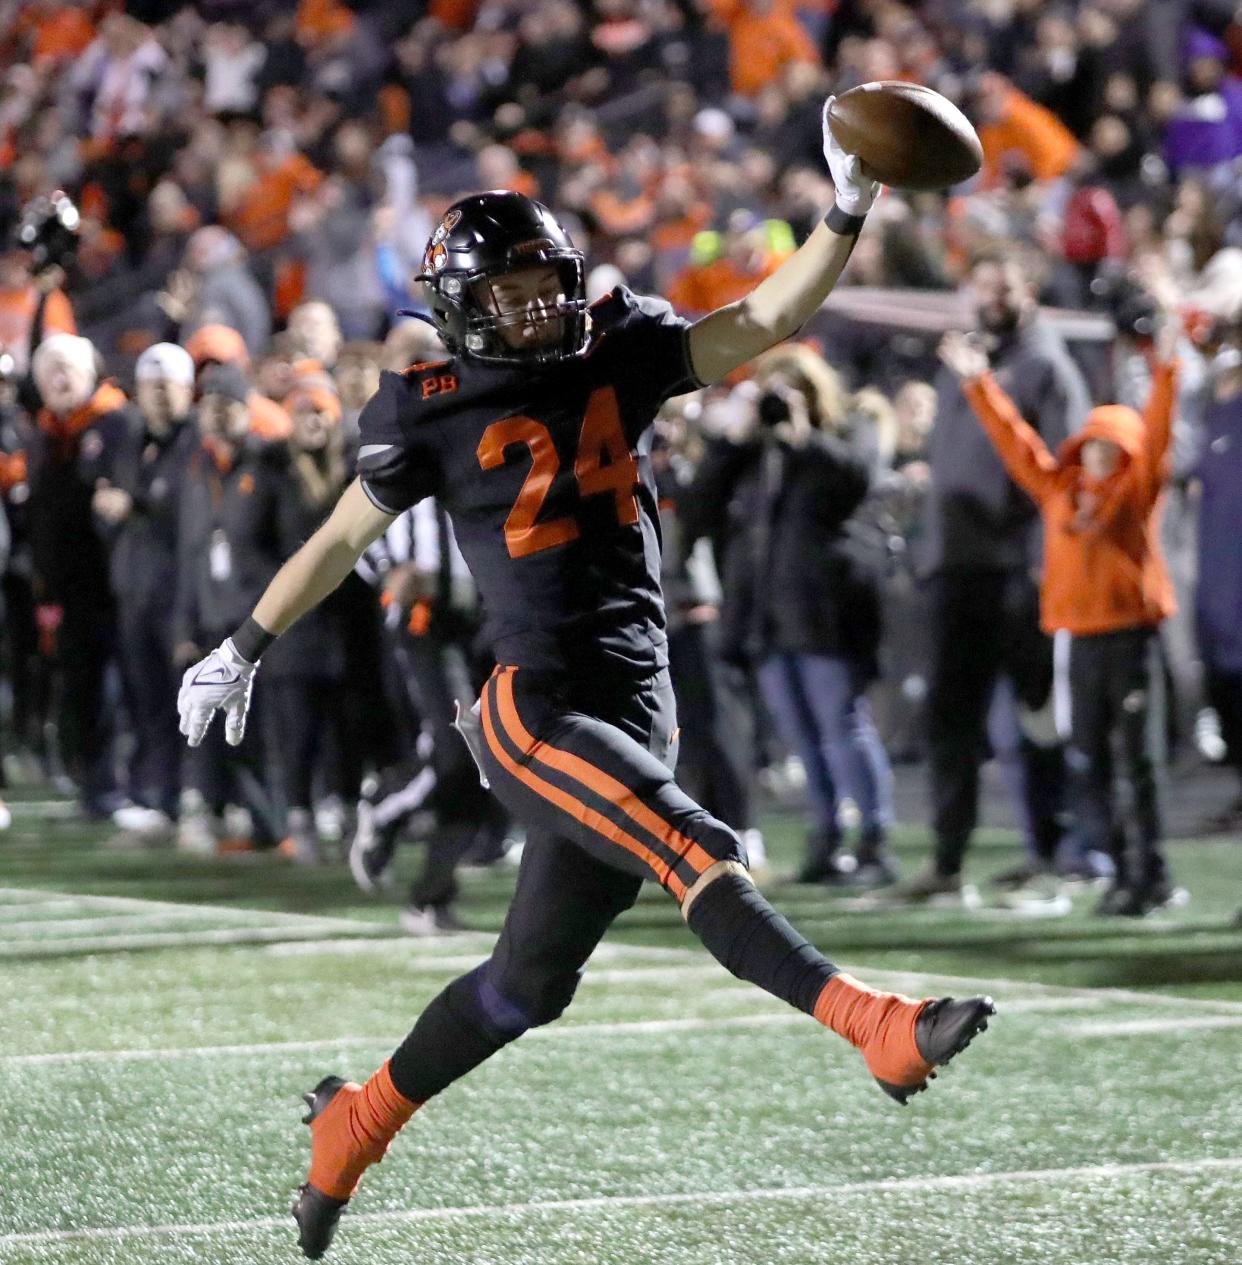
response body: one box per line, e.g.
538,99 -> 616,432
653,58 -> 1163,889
875,996 -> 996,1105
292,1183 -> 347,1260
291,1077 -> 350,1260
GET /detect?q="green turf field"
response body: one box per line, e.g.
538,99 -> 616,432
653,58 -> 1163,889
2,792 -> 1241,1264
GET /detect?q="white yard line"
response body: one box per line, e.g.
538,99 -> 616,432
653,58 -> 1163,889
1,913 -> 308,936
262,944 -> 1242,1018
1069,1014 -> 1242,1038
0,1013 -> 808,1067
0,991 -> 1183,1069
0,887 -> 367,933
3,1155 -> 1240,1247
3,1034 -> 406,1068
268,954 -> 716,976
0,926 -> 386,956
2,799 -> 78,818
263,938 -> 697,960
0,898 -> 86,915
855,965 -> 1242,1016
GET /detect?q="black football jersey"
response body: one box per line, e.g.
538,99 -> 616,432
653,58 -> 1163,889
356,286 -> 703,675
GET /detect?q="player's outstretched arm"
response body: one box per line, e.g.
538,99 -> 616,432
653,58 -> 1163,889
177,478 -> 393,747
250,478 -> 394,640
687,98 -> 879,386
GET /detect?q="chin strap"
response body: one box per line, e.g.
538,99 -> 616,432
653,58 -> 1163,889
395,309 -> 441,329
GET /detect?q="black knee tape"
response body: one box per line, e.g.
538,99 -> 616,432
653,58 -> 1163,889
488,962 -> 582,1029
389,963 -> 532,1102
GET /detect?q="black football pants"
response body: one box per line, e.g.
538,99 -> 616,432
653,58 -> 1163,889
478,666 -> 741,900
386,666 -> 838,1104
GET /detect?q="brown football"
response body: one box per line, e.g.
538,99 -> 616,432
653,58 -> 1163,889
827,81 -> 982,191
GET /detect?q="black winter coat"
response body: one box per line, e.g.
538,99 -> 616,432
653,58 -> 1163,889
173,439 -> 347,679
109,414 -> 198,613
684,430 -> 882,674
174,438 -> 286,646
25,390 -> 134,607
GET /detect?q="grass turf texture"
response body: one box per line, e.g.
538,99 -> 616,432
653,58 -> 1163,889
1,796 -> 1240,1264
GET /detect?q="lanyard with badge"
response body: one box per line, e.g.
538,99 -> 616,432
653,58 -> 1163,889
207,468 -> 233,582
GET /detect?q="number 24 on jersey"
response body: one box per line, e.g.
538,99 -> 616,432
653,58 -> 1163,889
477,385 -> 639,559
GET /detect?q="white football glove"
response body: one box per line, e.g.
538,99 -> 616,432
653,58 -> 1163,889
822,96 -> 880,217
178,639 -> 257,748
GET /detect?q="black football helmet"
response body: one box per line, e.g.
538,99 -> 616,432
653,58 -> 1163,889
416,190 -> 587,365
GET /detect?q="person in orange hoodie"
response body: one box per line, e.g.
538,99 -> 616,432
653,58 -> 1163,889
939,325 -> 1181,917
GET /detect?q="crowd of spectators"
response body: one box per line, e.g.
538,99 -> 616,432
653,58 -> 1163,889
1,0 -> 1242,922
2,0 -> 1241,371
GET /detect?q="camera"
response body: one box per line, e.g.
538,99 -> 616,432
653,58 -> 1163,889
12,191 -> 80,276
757,390 -> 791,428
1089,265 -> 1157,341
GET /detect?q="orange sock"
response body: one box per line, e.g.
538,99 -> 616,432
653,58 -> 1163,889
813,973 -> 932,1087
308,1060 -> 421,1201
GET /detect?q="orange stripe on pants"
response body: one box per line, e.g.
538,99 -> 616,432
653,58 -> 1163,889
494,668 -> 718,880
480,676 -> 687,900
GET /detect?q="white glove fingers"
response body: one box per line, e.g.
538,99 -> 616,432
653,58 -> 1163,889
188,710 -> 212,748
224,697 -> 248,747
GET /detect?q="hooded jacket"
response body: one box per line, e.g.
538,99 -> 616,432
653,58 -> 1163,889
962,360 -> 1177,637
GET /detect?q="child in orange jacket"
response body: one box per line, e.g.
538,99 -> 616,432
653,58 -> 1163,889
939,328 -> 1181,916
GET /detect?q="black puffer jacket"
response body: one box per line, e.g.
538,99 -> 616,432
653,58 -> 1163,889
684,429 -> 882,674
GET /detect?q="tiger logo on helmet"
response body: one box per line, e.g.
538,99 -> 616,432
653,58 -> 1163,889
422,209 -> 462,274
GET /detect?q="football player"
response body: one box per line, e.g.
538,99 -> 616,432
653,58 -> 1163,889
179,105 -> 996,1260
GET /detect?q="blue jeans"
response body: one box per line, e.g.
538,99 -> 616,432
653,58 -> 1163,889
758,652 -> 894,838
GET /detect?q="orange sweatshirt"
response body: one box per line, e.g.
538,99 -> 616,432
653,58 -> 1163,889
978,85 -> 1079,187
962,361 -> 1178,637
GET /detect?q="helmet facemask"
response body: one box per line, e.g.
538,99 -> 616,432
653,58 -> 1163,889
424,254 -> 587,366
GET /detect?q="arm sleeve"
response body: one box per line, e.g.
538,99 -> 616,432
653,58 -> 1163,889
962,373 -> 1060,504
355,370 -> 443,515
